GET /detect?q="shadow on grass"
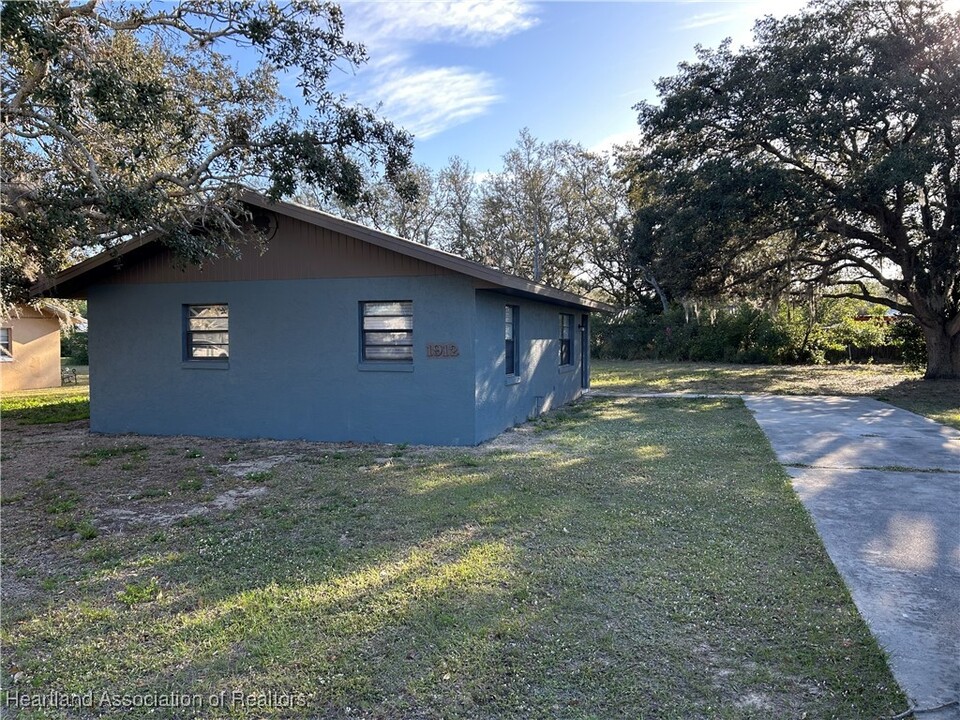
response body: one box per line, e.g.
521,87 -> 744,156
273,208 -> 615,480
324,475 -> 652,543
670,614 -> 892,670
873,377 -> 960,430
1,397 -> 906,719
592,360 -> 960,430
2,396 -> 90,424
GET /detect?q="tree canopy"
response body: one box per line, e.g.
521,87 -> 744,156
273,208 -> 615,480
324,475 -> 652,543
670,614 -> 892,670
1,0 -> 414,303
309,130 -> 664,306
630,0 -> 960,378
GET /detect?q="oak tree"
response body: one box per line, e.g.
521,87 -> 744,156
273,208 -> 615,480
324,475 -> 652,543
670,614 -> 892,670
632,0 -> 960,378
1,0 -> 414,302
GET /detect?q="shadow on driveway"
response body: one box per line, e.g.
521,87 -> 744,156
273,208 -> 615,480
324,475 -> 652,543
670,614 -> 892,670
745,396 -> 960,718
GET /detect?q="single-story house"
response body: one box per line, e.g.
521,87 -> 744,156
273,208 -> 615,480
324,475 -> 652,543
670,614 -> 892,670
0,302 -> 74,391
35,191 -> 613,445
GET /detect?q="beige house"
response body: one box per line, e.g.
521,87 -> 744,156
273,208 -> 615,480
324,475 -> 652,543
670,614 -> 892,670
0,304 -> 66,391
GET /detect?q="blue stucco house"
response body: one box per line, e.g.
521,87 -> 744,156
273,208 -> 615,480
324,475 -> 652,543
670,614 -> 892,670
38,192 -> 611,446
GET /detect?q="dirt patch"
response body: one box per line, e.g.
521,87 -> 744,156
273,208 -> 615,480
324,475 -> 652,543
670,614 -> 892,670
95,486 -> 269,529
406,411 -> 563,460
97,506 -> 185,529
211,485 -> 269,511
219,456 -> 291,478
0,403 -> 583,610
736,692 -> 775,712
481,424 -> 553,453
0,570 -> 36,604
0,413 -> 561,590
0,424 -> 297,582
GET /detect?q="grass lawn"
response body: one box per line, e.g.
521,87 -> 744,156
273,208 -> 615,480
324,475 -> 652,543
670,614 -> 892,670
1,382 -> 90,424
592,360 -> 960,430
0,396 -> 904,718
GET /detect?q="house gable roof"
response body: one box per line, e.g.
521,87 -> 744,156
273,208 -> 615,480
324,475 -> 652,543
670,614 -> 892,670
33,190 -> 614,312
2,301 -> 84,327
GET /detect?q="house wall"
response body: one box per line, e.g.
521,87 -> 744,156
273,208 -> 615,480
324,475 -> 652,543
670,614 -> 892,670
87,275 -> 479,445
474,291 -> 588,443
0,308 -> 61,391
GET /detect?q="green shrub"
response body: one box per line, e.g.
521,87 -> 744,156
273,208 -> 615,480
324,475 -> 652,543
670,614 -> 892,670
594,304 -> 789,364
691,306 -> 790,363
61,330 -> 88,364
593,305 -> 691,361
595,300 -> 911,366
890,318 -> 926,370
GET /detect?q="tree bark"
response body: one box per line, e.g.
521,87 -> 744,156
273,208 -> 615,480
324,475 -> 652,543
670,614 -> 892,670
921,322 -> 960,380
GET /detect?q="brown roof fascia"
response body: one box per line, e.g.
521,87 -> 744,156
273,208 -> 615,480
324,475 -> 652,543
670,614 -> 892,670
31,232 -> 160,298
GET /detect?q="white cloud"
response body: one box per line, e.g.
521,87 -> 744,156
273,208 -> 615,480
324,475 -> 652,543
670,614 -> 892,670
344,0 -> 539,48
589,130 -> 639,155
366,67 -> 502,139
675,1 -> 811,47
678,11 -> 742,30
337,1 -> 538,140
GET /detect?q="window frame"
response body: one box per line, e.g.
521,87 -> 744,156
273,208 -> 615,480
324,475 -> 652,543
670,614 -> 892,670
505,304 -> 520,377
559,313 -> 574,366
0,327 -> 12,362
183,304 -> 229,362
360,300 -> 414,363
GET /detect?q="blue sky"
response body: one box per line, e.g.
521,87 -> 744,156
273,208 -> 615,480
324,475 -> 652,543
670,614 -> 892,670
327,1 -> 809,173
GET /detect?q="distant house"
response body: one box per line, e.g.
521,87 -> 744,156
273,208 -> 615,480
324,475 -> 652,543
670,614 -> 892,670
36,192 -> 612,445
0,303 -> 69,391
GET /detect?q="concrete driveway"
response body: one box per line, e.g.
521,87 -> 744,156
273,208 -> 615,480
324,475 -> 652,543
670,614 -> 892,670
745,396 -> 960,718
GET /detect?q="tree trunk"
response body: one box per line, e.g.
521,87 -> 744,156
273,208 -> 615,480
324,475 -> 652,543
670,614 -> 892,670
921,322 -> 960,380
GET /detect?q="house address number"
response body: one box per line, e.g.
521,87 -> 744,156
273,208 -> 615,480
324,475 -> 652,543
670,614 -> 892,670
427,343 -> 459,358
